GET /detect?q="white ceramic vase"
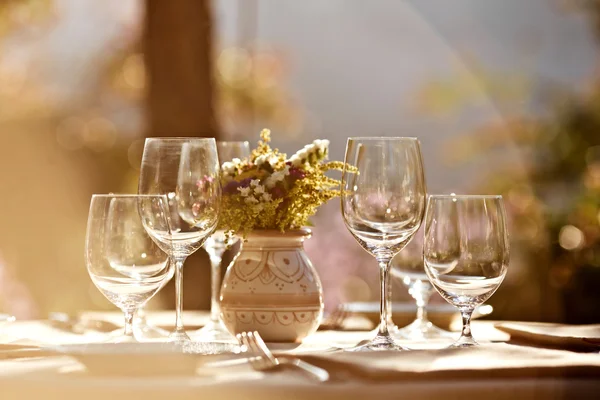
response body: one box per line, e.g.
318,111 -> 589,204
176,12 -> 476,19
220,228 -> 324,343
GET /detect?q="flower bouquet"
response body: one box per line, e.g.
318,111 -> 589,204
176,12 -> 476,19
218,129 -> 352,342
218,129 -> 350,236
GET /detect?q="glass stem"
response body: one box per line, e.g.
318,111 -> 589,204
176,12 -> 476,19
377,257 -> 392,337
386,275 -> 394,326
205,238 -> 227,324
173,257 -> 186,333
123,309 -> 135,338
415,284 -> 432,323
460,308 -> 474,341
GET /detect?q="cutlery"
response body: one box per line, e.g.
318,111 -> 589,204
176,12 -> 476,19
236,331 -> 329,382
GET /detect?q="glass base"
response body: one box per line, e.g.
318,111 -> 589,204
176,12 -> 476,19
193,320 -> 236,343
104,330 -> 138,343
392,318 -> 455,341
450,335 -> 478,348
347,333 -> 407,352
133,321 -> 170,341
168,329 -> 191,343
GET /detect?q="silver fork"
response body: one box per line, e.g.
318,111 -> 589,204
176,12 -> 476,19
236,331 -> 329,382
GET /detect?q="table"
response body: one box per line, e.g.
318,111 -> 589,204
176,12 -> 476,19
1,315 -> 599,400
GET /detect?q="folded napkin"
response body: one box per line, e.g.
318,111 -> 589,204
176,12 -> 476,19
297,343 -> 600,382
495,322 -> 600,351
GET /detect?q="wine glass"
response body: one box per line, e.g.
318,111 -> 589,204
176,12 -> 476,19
85,194 -> 172,342
194,141 -> 250,342
341,137 -> 426,351
423,194 -> 509,347
390,226 -> 454,340
139,138 -> 221,343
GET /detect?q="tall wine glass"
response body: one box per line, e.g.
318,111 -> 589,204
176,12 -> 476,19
85,194 -> 172,342
341,137 -> 426,351
390,226 -> 454,340
423,195 -> 509,347
139,138 -> 221,343
195,141 -> 250,342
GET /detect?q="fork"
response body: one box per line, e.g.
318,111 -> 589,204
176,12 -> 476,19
236,331 -> 329,382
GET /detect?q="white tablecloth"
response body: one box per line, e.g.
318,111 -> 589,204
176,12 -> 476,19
1,316 -> 598,400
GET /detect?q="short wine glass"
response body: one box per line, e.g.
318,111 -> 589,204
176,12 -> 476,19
195,141 -> 250,342
139,138 -> 221,343
85,194 -> 172,343
390,227 -> 454,341
423,194 -> 510,348
341,137 -> 426,351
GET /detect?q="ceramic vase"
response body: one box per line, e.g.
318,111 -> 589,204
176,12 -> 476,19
220,228 -> 324,343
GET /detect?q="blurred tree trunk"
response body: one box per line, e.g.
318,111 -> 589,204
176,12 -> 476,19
144,0 -> 219,138
143,0 -> 219,310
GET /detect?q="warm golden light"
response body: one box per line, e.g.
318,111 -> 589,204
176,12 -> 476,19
55,117 -> 85,150
559,225 -> 585,250
83,117 -> 117,152
122,54 -> 145,90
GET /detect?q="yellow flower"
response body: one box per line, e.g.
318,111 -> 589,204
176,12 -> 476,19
219,129 -> 355,237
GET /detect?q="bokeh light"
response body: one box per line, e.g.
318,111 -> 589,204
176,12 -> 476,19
559,225 -> 585,251
122,53 -> 145,90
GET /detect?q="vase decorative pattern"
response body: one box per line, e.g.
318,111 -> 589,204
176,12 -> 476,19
220,228 -> 324,343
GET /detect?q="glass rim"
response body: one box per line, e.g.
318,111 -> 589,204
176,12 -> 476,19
347,136 -> 419,141
145,137 -> 216,142
428,194 -> 503,200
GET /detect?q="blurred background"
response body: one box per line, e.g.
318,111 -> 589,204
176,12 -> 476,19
0,0 -> 598,324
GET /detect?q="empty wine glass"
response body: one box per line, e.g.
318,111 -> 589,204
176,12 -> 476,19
132,269 -> 174,340
390,226 -> 454,340
423,194 -> 509,348
194,141 -> 250,342
85,194 -> 172,342
139,138 -> 221,343
341,137 -> 426,351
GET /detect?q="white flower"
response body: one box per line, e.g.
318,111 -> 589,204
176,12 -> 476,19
254,203 -> 265,212
289,154 -> 304,167
254,154 -> 268,165
250,179 -> 261,188
238,187 -> 251,197
255,154 -> 279,167
221,161 -> 236,174
265,165 -> 290,188
297,148 -> 309,159
254,184 -> 265,195
244,196 -> 259,205
261,193 -> 272,202
313,139 -> 329,153
231,158 -> 242,164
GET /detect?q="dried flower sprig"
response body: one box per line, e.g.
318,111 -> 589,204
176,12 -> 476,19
218,129 -> 354,237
